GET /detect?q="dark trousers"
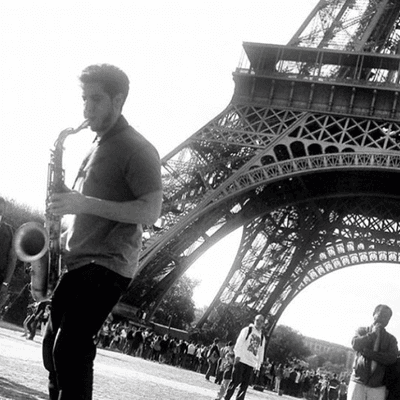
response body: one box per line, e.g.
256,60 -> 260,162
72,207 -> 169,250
215,359 -> 223,383
224,362 -> 254,400
205,360 -> 217,380
42,264 -> 131,400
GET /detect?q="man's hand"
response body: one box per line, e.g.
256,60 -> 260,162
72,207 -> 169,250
372,323 -> 383,333
362,348 -> 373,358
48,190 -> 87,216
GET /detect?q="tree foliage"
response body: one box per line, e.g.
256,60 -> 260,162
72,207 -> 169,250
306,348 -> 348,374
267,324 -> 311,364
2,195 -> 44,229
190,302 -> 257,345
152,275 -> 198,330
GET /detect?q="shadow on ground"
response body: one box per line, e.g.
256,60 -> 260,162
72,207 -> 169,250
0,377 -> 47,400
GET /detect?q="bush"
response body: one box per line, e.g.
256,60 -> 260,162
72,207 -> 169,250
2,195 -> 44,229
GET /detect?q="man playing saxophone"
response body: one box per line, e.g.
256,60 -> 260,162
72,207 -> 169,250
43,64 -> 163,400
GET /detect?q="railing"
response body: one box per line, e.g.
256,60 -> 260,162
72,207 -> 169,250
220,152 -> 400,198
235,43 -> 400,86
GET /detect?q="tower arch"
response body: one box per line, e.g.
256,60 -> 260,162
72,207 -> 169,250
119,0 -> 400,343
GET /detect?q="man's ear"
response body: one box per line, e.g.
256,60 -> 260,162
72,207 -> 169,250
113,93 -> 125,111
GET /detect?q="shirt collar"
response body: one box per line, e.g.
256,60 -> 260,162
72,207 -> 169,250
97,115 -> 129,145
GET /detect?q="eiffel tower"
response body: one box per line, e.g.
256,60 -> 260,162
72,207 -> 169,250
121,0 -> 400,342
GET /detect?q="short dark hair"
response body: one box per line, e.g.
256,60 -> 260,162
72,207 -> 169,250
374,304 -> 392,318
79,64 -> 130,103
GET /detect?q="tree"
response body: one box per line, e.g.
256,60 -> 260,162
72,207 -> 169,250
267,324 -> 311,364
321,360 -> 344,375
323,348 -> 348,366
307,354 -> 326,370
2,195 -> 44,229
152,275 -> 198,330
210,303 -> 256,342
306,348 -> 348,374
191,302 -> 255,344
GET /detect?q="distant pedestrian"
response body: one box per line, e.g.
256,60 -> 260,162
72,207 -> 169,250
151,335 -> 162,361
215,341 -> 234,384
177,339 -> 188,367
328,373 -> 339,400
224,314 -> 266,400
338,379 -> 347,400
132,328 -> 144,357
205,338 -> 220,380
274,363 -> 284,394
26,301 -> 50,340
215,352 -> 235,400
124,326 -> 134,354
159,334 -> 170,363
319,375 -> 328,400
186,341 -> 196,369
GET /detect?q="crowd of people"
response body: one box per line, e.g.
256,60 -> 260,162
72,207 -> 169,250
96,319 -> 224,371
95,316 -> 350,400
16,285 -> 400,400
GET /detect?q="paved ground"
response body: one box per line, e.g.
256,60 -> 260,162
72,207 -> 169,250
0,321 -> 295,400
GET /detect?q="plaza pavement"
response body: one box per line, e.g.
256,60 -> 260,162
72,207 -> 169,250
0,321 -> 294,400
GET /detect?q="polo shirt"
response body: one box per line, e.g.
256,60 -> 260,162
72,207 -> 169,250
65,116 -> 162,278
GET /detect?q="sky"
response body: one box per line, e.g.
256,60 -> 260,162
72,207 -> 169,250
2,0 -> 400,348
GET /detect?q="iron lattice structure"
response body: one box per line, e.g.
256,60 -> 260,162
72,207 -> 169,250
120,0 -> 400,341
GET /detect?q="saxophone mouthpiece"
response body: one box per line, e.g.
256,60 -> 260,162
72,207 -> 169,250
76,119 -> 90,132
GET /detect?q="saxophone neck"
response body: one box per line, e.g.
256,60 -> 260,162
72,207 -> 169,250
54,120 -> 90,148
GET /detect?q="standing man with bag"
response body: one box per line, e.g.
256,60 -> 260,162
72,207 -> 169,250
347,304 -> 398,400
205,338 -> 220,380
43,63 -> 163,400
224,314 -> 266,400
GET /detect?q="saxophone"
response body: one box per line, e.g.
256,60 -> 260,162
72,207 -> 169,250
13,120 -> 89,301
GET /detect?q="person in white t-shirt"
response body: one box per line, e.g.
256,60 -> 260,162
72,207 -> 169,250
224,314 -> 266,400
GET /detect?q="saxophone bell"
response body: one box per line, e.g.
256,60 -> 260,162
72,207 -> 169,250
13,222 -> 49,263
13,222 -> 50,301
